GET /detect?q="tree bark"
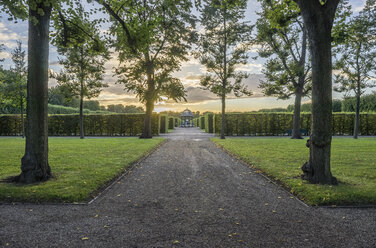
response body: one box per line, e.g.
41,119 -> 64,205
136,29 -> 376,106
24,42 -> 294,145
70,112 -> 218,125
16,3 -> 52,183
20,95 -> 24,138
141,99 -> 154,138
296,0 -> 339,185
291,87 -> 303,139
220,6 -> 227,140
80,93 -> 84,139
140,60 -> 154,139
354,90 -> 360,139
221,92 -> 226,139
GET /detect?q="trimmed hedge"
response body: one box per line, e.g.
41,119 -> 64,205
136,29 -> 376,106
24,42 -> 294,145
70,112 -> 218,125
0,114 -> 160,136
159,115 -> 168,133
199,116 -> 205,129
205,113 -> 214,133
168,117 -> 175,129
211,113 -> 376,136
175,117 -> 180,127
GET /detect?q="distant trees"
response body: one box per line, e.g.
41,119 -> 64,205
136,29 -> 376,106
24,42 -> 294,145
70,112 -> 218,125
254,0 -> 311,139
0,41 -> 27,137
107,104 -> 144,113
287,99 -> 342,113
197,0 -> 253,139
333,0 -> 376,139
342,93 -> 376,112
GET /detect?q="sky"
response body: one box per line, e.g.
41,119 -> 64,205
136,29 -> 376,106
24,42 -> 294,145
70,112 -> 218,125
0,0 -> 369,113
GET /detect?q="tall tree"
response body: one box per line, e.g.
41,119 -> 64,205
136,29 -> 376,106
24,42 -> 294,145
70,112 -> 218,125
333,0 -> 376,139
196,0 -> 253,139
94,0 -> 196,138
254,0 -> 311,139
0,0 -> 79,183
21,1 -> 52,183
294,0 -> 340,184
52,3 -> 109,139
0,41 -> 27,137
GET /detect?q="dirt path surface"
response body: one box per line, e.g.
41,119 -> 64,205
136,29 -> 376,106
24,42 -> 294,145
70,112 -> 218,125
1,128 -> 375,247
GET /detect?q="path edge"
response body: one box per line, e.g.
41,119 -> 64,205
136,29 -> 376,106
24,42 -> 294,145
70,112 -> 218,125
0,138 -> 168,206
211,139 -> 376,209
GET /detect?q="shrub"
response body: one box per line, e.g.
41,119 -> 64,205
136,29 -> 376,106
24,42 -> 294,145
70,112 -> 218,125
159,115 -> 168,133
168,117 -> 175,129
0,114 -> 160,136
199,116 -> 205,129
205,113 -> 214,133
174,117 -> 180,127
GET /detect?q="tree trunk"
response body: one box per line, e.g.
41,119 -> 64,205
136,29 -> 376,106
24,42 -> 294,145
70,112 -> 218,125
20,95 -> 24,138
354,91 -> 360,139
291,87 -> 303,139
16,3 -> 52,183
140,60 -> 154,139
296,0 -> 339,185
221,7 -> 227,140
221,92 -> 226,139
141,99 -> 154,138
80,94 -> 84,139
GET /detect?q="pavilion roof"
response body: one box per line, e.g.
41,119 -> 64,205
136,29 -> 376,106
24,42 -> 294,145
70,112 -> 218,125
181,108 -> 193,117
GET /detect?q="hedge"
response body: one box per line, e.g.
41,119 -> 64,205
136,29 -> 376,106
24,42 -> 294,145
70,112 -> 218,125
205,113 -> 214,133
199,116 -> 205,129
168,117 -> 175,129
0,114 -> 160,136
211,113 -> 376,136
159,115 -> 168,133
175,117 -> 180,127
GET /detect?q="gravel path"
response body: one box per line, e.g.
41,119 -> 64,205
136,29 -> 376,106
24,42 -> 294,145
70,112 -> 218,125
0,128 -> 375,247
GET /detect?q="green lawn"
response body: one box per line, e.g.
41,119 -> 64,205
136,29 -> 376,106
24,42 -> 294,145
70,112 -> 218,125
212,137 -> 376,206
0,137 -> 164,203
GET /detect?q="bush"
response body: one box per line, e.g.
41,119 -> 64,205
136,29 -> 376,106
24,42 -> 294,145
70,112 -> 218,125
159,115 -> 168,133
211,113 -> 376,136
174,117 -> 180,127
205,113 -> 214,133
199,116 -> 205,129
0,114 -> 160,136
168,117 -> 175,129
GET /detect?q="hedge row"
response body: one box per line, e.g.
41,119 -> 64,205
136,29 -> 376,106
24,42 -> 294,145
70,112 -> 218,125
159,115 -> 168,134
168,117 -> 180,129
0,114 -> 160,136
205,113 -> 214,133
210,113 -> 376,136
199,116 -> 205,129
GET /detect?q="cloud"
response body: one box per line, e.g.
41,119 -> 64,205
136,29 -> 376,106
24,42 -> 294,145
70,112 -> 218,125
0,50 -> 10,59
185,75 -> 202,80
0,22 -> 26,49
352,0 -> 365,12
185,86 -> 218,103
235,63 -> 263,73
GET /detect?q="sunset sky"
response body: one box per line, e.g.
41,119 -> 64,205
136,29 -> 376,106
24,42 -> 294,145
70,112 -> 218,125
0,0 -> 368,113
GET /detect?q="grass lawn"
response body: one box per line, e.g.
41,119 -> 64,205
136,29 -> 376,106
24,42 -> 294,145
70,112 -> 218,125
0,137 -> 164,203
212,137 -> 376,206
